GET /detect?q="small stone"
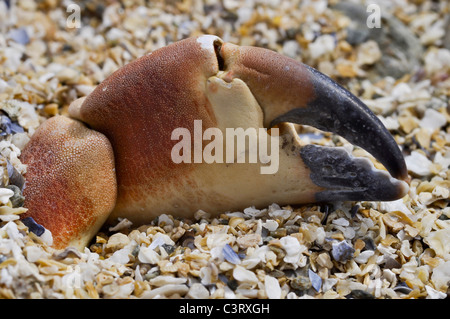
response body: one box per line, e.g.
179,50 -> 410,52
138,245 -> 160,264
425,228 -> 450,258
280,236 -> 305,264
308,34 -> 335,59
354,250 -> 375,264
356,40 -> 381,65
336,63 -> 358,77
236,233 -> 261,249
431,261 -> 450,291
6,185 -> 24,207
290,276 -> 311,291
262,220 -> 278,231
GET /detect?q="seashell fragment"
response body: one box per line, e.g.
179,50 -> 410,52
187,283 -> 210,299
308,269 -> 322,292
138,245 -> 160,264
331,240 -> 355,263
265,275 -> 281,299
233,265 -> 258,284
424,228 -> 450,257
0,188 -> 14,205
280,236 -> 306,265
149,275 -> 187,287
223,244 -> 241,265
21,216 -> 45,236
405,151 -> 432,176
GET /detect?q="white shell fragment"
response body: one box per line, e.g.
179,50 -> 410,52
196,35 -> 221,53
223,244 -> 241,265
419,108 -> 446,132
264,275 -> 281,299
425,228 -> 450,257
0,188 -> 14,205
308,269 -> 322,292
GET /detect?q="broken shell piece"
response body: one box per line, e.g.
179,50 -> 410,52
233,265 -> 258,284
424,228 -> 450,257
419,108 -> 447,132
331,240 -> 355,263
223,244 -> 241,265
149,275 -> 187,287
141,284 -> 189,299
0,188 -> 14,204
405,151 -> 432,176
265,275 -> 281,299
308,269 -> 322,292
280,236 -> 306,265
187,283 -> 210,299
21,216 -> 45,236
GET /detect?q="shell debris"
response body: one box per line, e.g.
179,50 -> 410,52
0,0 -> 449,299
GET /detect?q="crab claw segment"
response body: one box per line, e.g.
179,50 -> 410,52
20,116 -> 117,250
300,144 -> 408,202
219,42 -> 409,182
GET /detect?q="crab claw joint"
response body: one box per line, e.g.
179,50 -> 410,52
20,35 -> 409,249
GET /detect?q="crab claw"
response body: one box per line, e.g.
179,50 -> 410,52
20,35 -> 409,248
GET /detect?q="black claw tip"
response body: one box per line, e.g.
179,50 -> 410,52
300,144 -> 408,202
271,65 -> 408,181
